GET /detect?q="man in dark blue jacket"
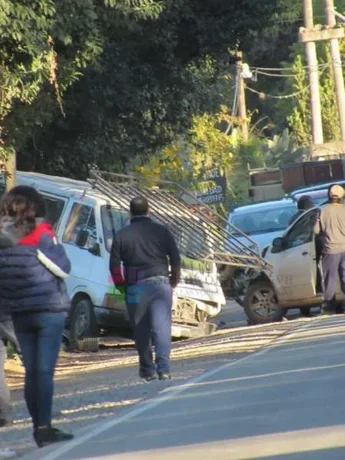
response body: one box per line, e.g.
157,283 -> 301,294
110,196 -> 181,381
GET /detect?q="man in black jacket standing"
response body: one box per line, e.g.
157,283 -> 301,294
110,196 -> 181,381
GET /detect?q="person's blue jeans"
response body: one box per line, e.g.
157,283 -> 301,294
12,312 -> 65,429
126,277 -> 173,376
322,252 -> 345,303
0,339 -> 11,421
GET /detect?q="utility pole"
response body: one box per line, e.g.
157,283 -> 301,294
324,0 -> 345,151
236,51 -> 249,141
301,0 -> 324,146
5,153 -> 16,191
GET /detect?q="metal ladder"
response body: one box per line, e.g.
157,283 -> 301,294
88,170 -> 271,271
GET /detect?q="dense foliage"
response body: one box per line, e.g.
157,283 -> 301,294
2,0 -> 344,205
0,0 -> 304,177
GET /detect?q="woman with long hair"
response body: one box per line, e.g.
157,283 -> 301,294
0,185 -> 73,447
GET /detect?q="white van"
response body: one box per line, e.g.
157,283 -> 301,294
16,171 -> 226,340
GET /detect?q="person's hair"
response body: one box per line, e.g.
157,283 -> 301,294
0,185 -> 46,233
297,195 -> 314,211
130,196 -> 149,217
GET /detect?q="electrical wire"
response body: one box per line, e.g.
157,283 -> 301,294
246,64 -> 330,100
254,67 -> 329,78
252,63 -> 329,73
245,85 -> 308,99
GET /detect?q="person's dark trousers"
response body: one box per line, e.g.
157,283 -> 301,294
126,277 -> 173,377
322,252 -> 345,312
0,339 -> 11,423
12,312 -> 65,429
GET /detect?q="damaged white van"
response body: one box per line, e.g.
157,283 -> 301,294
16,171 -> 226,341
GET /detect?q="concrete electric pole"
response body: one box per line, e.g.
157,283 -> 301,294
236,51 -> 249,141
324,0 -> 345,151
301,0 -> 324,146
299,0 -> 345,153
5,153 -> 16,191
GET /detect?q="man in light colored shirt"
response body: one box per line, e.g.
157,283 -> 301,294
314,184 -> 345,314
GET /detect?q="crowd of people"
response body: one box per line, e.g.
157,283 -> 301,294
1,182 -> 345,456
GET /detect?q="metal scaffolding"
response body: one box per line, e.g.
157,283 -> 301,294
88,170 -> 270,271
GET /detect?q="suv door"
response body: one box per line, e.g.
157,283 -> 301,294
267,209 -> 319,303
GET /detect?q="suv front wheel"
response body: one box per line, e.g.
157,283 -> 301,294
244,280 -> 285,325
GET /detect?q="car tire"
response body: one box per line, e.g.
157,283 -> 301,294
70,298 -> 99,342
244,280 -> 285,325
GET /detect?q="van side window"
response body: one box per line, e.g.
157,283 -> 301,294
42,196 -> 65,230
63,203 -> 97,248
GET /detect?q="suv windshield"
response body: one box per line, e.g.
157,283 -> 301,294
230,204 -> 297,235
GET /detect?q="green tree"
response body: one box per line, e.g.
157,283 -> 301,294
0,0 -> 162,173
13,0 -> 304,178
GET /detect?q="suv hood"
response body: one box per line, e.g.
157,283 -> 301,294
235,230 -> 285,253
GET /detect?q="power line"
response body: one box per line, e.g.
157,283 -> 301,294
245,64 -> 330,100
252,63 -> 328,73
245,85 -> 308,99
262,14 -> 326,25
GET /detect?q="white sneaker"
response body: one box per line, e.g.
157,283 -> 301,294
0,449 -> 16,458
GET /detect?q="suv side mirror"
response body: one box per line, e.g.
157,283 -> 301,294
75,229 -> 89,247
272,237 -> 284,253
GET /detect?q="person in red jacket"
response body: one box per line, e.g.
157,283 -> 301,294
0,186 -> 73,448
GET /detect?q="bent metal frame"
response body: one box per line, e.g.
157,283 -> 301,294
88,170 -> 271,271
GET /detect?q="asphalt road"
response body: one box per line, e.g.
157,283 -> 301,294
22,315 -> 345,460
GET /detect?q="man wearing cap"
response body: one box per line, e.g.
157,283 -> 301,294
314,184 -> 345,314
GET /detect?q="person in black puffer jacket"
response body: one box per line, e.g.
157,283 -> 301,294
0,186 -> 74,448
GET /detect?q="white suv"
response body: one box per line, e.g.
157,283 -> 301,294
243,206 -> 342,324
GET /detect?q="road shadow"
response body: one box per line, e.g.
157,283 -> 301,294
22,316 -> 345,459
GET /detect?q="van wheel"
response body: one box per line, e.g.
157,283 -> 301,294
244,280 -> 284,325
70,298 -> 99,342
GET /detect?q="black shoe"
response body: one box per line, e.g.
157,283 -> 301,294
140,373 -> 157,382
320,306 -> 336,316
158,372 -> 171,381
34,426 -> 74,448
